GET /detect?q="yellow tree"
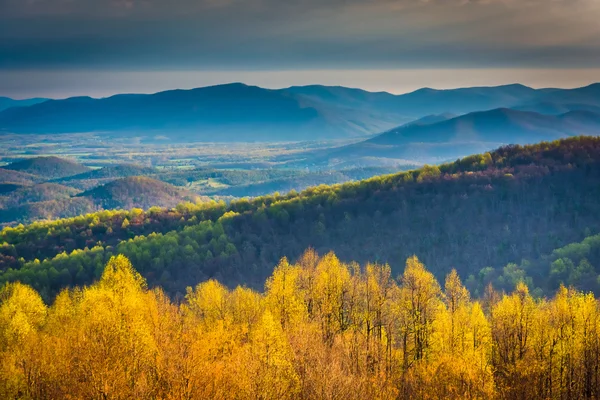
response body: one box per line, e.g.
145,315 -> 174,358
185,279 -> 230,329
491,281 -> 539,398
431,270 -> 494,399
312,252 -> 352,346
183,279 -> 238,398
66,255 -> 159,399
443,269 -> 470,354
244,310 -> 300,399
392,256 -> 444,399
360,262 -> 397,376
265,257 -> 307,330
397,256 -> 442,365
0,282 -> 47,399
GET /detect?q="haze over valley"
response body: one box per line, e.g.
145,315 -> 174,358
1,81 -> 600,227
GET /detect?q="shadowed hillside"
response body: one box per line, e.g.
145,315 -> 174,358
3,156 -> 90,179
0,168 -> 41,185
79,176 -> 203,210
59,164 -> 157,182
0,183 -> 79,208
56,164 -> 158,190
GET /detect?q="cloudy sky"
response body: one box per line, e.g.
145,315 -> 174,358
1,0 -> 599,98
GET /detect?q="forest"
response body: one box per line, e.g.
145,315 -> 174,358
2,136 -> 600,302
2,251 -> 600,399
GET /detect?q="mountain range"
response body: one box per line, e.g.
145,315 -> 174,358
295,107 -> 600,166
0,97 -> 48,112
1,82 -> 599,141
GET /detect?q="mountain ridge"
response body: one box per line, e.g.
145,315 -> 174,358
300,108 -> 600,166
2,82 -> 599,140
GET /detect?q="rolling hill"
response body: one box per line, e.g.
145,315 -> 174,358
3,156 -> 91,179
78,176 -> 203,210
0,168 -> 42,185
0,183 -> 80,208
0,197 -> 97,225
56,164 -> 158,190
59,164 -> 157,181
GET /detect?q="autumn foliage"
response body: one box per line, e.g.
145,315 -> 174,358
2,250 -> 600,399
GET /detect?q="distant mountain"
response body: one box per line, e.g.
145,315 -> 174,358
386,84 -> 541,116
3,157 -> 90,179
0,97 -> 49,112
511,84 -> 600,115
2,82 -> 599,141
513,102 -> 600,115
368,108 -> 598,146
79,176 -> 202,210
307,108 -> 600,165
536,83 -> 600,107
401,113 -> 458,127
0,83 -> 408,140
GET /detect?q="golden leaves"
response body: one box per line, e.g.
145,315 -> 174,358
2,251 -> 600,399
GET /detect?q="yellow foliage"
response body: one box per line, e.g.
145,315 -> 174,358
3,251 -> 600,399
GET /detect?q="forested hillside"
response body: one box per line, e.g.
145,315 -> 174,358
0,175 -> 207,225
1,137 -> 599,301
78,176 -> 203,210
2,156 -> 90,179
2,252 -> 600,399
0,153 -> 403,225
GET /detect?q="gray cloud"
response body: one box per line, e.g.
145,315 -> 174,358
0,0 -> 598,69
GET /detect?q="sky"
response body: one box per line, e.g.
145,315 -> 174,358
1,0 -> 599,98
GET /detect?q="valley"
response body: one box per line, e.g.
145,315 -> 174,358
2,82 -> 600,227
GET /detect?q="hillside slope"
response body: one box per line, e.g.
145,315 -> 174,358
0,183 -> 79,208
56,164 -> 158,190
2,137 -> 600,299
79,176 -> 202,210
3,156 -> 91,179
0,168 -> 42,185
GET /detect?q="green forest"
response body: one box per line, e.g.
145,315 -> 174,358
2,136 -> 600,302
